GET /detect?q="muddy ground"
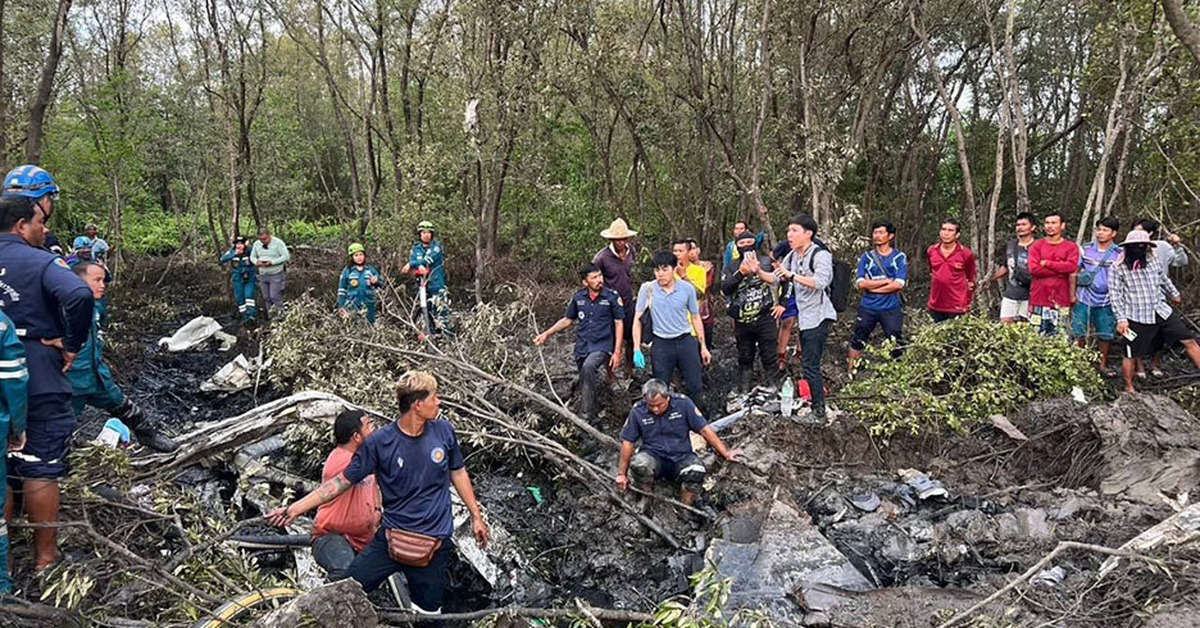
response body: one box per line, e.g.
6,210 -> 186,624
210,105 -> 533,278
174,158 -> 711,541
8,254 -> 1200,627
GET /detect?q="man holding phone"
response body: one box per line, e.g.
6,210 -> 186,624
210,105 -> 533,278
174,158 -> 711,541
848,221 -> 908,373
721,231 -> 780,391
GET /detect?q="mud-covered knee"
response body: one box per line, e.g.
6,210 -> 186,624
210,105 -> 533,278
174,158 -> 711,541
630,452 -> 659,483
679,462 -> 707,493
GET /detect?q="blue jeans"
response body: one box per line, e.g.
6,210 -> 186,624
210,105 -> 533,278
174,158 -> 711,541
850,307 -> 904,353
800,320 -> 831,416
312,533 -> 357,581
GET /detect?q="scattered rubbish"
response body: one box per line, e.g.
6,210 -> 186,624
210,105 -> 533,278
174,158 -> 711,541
201,353 -> 271,393
851,492 -> 881,512
780,378 -> 796,417
989,414 -> 1028,441
95,417 -> 132,447
527,486 -> 545,505
159,316 -> 237,352
1071,386 -> 1087,404
898,469 -> 947,500
1030,565 -> 1065,588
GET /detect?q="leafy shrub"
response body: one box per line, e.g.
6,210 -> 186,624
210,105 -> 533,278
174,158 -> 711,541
123,209 -> 183,256
283,218 -> 344,245
841,316 -> 1105,437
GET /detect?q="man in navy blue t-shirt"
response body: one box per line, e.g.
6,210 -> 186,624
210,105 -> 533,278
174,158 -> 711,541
535,263 -> 625,421
849,220 -> 908,373
615,379 -> 742,506
266,372 -> 489,613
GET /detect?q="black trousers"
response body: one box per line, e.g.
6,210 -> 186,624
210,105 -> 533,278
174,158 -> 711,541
651,333 -> 704,405
800,319 -> 831,416
347,528 -> 452,613
734,316 -> 778,373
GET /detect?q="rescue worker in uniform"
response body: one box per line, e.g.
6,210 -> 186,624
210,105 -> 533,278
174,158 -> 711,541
0,166 -> 94,571
68,262 -> 177,452
401,221 -> 450,336
0,309 -> 28,594
615,379 -> 741,506
337,243 -> 383,324
220,236 -> 258,324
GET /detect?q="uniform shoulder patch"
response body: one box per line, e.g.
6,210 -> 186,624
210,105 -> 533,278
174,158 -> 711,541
55,258 -> 70,268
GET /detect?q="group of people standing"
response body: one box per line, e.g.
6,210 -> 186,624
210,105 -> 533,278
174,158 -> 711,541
218,219 -> 450,333
0,165 -> 178,594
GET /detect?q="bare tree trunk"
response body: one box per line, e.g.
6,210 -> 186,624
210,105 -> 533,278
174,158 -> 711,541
985,3 -> 1011,276
1162,0 -> 1200,66
1004,0 -> 1030,215
0,0 -> 8,172
1077,42 -> 1127,242
911,5 -> 978,250
25,0 -> 73,164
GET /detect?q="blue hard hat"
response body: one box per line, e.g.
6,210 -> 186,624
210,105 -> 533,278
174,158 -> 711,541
2,164 -> 59,199
73,236 -> 92,250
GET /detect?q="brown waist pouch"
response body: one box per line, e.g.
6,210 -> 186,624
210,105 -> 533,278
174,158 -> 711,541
386,528 -> 443,568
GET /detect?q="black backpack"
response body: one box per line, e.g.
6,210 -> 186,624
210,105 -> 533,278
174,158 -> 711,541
808,239 -> 853,313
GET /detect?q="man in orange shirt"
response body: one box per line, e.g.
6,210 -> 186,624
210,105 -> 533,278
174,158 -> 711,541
312,409 -> 381,580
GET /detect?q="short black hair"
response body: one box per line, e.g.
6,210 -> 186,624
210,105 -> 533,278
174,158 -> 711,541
1043,211 -> 1066,223
72,261 -> 96,279
942,218 -> 961,232
257,226 -> 270,235
651,250 -> 677,269
734,220 -> 749,230
333,409 -> 367,446
579,263 -> 601,280
870,220 -> 896,235
1015,212 -> 1036,225
1134,218 -> 1160,238
1096,216 -> 1120,231
0,195 -> 37,232
788,213 -> 818,235
671,239 -> 693,249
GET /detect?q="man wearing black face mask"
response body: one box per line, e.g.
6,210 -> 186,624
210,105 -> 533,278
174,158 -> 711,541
721,231 -> 780,392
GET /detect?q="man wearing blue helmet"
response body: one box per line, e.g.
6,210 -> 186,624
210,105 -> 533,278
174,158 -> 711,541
0,166 -> 94,572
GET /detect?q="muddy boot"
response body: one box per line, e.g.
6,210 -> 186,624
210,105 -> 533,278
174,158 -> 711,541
114,400 -> 179,453
737,370 -> 753,394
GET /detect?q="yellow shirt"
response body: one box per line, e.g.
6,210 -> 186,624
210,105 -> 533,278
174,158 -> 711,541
676,264 -> 709,336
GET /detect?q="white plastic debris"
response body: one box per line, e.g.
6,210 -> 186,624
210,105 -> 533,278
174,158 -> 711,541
1071,386 -> 1087,404
1031,565 -> 1065,588
94,417 -> 131,447
201,354 -> 271,393
157,316 -> 236,352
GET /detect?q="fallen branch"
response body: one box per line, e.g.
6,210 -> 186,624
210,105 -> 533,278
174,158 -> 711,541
342,337 -> 620,449
378,605 -> 653,624
1099,501 -> 1200,578
937,541 -> 1146,628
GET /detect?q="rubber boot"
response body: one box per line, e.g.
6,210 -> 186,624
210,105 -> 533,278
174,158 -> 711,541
114,399 -> 179,453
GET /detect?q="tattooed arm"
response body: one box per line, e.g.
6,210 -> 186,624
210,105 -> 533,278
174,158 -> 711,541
264,473 -> 353,527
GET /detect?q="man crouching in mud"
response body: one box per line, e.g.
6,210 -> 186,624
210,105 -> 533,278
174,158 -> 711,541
615,378 -> 742,506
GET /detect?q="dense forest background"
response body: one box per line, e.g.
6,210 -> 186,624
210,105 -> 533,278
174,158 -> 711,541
4,0 -> 1200,288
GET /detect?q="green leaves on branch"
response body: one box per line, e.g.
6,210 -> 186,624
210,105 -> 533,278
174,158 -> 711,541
841,316 -> 1105,437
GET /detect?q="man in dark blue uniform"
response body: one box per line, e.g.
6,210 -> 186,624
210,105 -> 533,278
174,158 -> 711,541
615,379 -> 742,506
534,264 -> 626,422
0,166 -> 94,571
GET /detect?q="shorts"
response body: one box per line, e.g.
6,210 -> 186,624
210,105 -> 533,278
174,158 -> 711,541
1070,303 -> 1116,341
781,294 -> 798,321
8,394 -> 76,480
1000,298 -> 1030,320
1030,305 -> 1069,337
1124,311 -> 1194,359
850,307 -> 903,352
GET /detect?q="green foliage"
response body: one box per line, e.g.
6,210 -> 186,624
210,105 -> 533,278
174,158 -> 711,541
841,316 -> 1105,437
640,566 -> 776,628
283,218 -> 345,245
122,208 -> 185,256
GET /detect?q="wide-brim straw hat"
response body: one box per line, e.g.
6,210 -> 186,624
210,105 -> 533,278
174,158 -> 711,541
1120,230 -> 1153,246
600,218 -> 638,239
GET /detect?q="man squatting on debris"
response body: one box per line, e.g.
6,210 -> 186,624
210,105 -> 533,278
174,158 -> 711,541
267,371 -> 489,615
309,409 -> 382,580
616,379 -> 742,506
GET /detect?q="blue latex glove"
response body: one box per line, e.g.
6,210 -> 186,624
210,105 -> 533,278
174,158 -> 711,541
633,350 -> 646,369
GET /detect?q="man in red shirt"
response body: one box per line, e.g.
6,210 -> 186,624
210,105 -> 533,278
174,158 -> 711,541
1028,212 -> 1080,337
926,219 -> 977,322
311,409 -> 381,580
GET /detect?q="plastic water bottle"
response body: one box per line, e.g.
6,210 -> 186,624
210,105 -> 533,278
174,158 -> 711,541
780,378 -> 795,417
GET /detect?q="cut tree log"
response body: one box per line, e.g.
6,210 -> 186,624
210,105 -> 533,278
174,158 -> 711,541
1099,501 -> 1200,578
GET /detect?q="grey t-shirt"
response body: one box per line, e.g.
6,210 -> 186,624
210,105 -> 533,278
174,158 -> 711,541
636,280 -> 699,339
1003,239 -> 1032,301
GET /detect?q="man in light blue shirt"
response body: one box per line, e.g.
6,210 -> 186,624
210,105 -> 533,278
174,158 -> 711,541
632,251 -> 710,411
250,227 -> 291,315
769,214 -> 836,424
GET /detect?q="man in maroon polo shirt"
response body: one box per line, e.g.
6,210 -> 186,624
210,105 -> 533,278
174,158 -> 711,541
1028,212 -> 1080,337
926,219 -> 977,322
